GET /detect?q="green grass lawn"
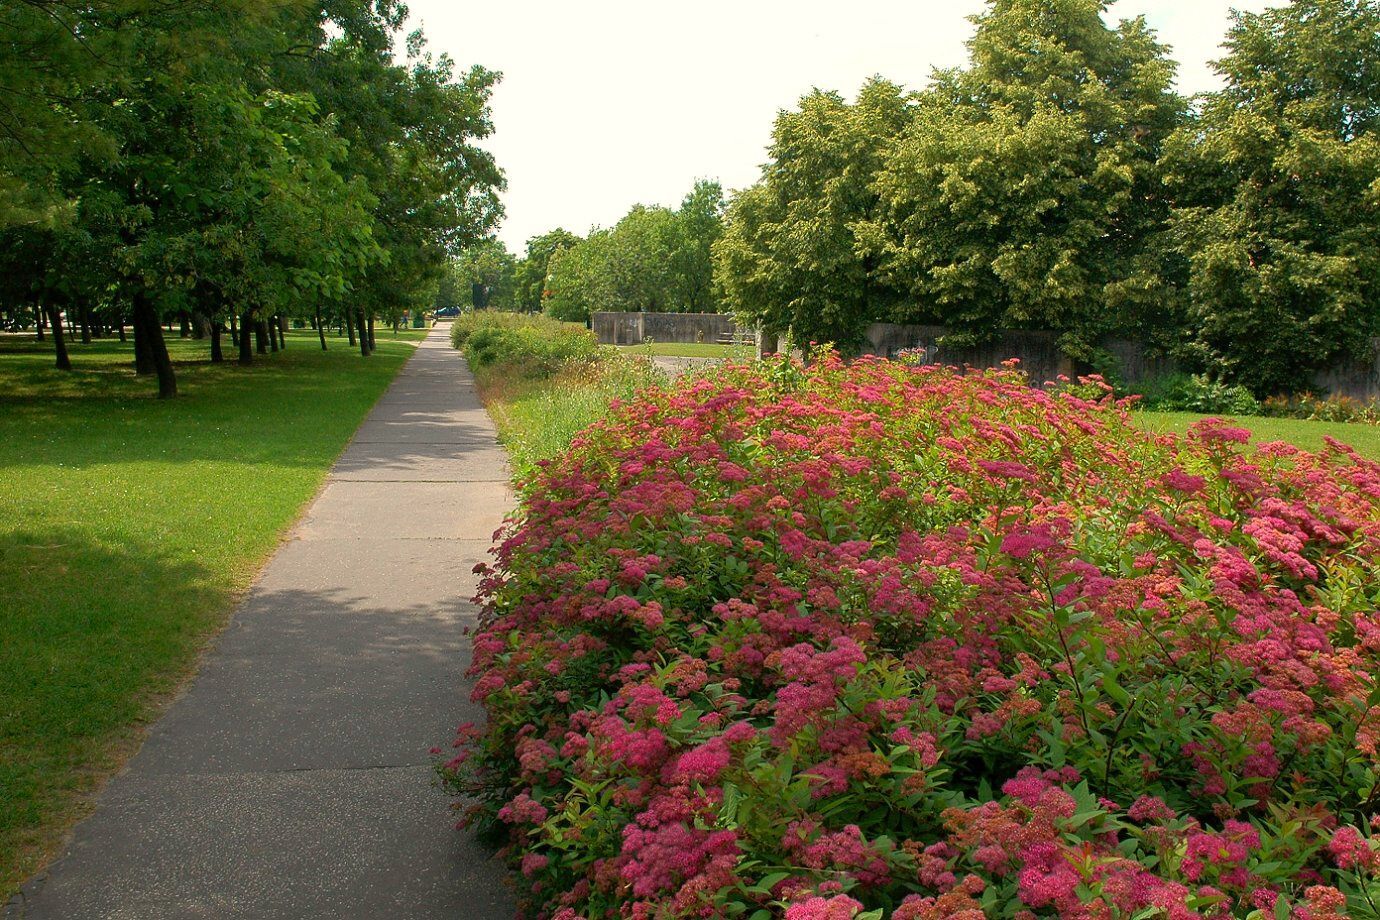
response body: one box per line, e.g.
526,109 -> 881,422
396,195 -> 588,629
1134,410 -> 1380,459
619,341 -> 753,359
0,326 -> 424,897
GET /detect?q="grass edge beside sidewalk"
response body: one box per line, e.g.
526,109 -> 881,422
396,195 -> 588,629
0,328 -> 425,899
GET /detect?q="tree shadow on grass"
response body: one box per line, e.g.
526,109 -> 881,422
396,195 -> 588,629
0,525 -> 224,900
0,336 -> 427,471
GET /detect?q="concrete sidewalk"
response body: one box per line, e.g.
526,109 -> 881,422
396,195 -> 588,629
8,325 -> 516,919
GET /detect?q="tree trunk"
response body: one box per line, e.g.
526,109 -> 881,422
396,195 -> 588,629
238,309 -> 254,365
210,323 -> 224,363
44,299 -> 72,370
356,309 -> 370,356
229,311 -> 239,347
34,304 -> 44,342
178,312 -> 190,338
315,306 -> 327,351
367,313 -> 376,350
255,319 -> 268,354
192,312 -> 209,340
117,318 -> 126,343
79,303 -> 92,344
133,308 -> 155,375
268,316 -> 279,354
346,312 -> 356,347
277,315 -> 287,350
134,293 -> 177,398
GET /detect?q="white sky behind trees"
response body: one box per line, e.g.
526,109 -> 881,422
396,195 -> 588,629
405,0 -> 1276,252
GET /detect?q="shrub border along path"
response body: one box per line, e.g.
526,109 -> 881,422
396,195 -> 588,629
6,326 -> 514,919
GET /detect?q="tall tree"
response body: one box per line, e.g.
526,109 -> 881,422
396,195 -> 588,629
1162,0 -> 1380,394
669,179 -> 725,313
856,0 -> 1182,362
714,78 -> 914,349
515,228 -> 580,312
273,12 -> 504,347
457,239 -> 517,309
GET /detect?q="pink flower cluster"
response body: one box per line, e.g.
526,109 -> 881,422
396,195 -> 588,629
442,356 -> 1380,918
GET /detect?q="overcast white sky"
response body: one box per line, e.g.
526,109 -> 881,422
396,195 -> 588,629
405,1 -> 1276,252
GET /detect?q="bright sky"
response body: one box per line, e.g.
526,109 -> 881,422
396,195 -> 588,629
406,0 -> 1276,252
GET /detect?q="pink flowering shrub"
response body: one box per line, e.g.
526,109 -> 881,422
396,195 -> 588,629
442,355 -> 1380,918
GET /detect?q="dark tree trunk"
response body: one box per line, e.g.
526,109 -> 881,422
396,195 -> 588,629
315,306 -> 327,351
346,313 -> 356,347
134,293 -> 177,398
192,312 -> 209,340
133,308 -> 155,375
229,311 -> 239,347
179,312 -> 190,338
44,300 -> 72,370
356,309 -> 370,356
79,303 -> 92,344
255,320 -> 268,354
34,304 -> 44,341
117,319 -> 126,343
268,316 -> 279,354
238,309 -> 254,365
367,313 -> 376,350
277,315 -> 286,350
210,323 -> 224,363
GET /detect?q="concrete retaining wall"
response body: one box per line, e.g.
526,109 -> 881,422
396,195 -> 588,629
859,324 -> 1178,386
1313,340 -> 1380,399
593,312 -> 737,345
596,312 -> 1380,397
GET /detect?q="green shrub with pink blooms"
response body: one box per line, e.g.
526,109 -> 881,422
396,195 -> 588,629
443,355 -> 1380,919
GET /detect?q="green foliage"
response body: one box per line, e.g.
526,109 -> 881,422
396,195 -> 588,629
455,239 -> 518,309
0,0 -> 504,389
1163,0 -> 1380,395
1262,392 -> 1380,425
514,228 -> 581,312
544,180 -> 726,323
715,78 -> 913,350
0,329 -> 424,898
451,311 -> 598,377
858,0 -> 1182,358
1134,373 -> 1261,415
485,355 -> 664,482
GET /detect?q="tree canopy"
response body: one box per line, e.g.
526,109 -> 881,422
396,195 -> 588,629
0,0 -> 504,394
714,78 -> 914,349
1163,0 -> 1380,394
543,180 -> 726,323
859,0 -> 1182,361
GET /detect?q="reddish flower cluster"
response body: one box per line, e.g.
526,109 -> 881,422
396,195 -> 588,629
443,356 -> 1380,918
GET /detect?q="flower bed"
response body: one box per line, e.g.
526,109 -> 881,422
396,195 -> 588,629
445,355 -> 1380,918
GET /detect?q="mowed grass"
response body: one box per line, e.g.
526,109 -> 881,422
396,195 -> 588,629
620,341 -> 752,359
1135,409 -> 1380,460
0,327 -> 424,897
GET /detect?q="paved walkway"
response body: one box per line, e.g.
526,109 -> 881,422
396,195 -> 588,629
9,325 -> 516,919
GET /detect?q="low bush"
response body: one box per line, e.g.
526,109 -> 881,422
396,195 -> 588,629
446,356 -> 1380,918
1135,373 -> 1261,416
1263,393 -> 1380,426
450,311 -> 598,378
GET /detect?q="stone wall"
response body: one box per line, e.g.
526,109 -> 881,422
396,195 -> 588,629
597,313 -> 1380,397
592,312 -> 738,345
1313,340 -> 1380,398
860,324 -> 1181,386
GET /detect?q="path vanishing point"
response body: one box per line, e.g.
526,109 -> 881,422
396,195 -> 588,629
8,324 -> 517,919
